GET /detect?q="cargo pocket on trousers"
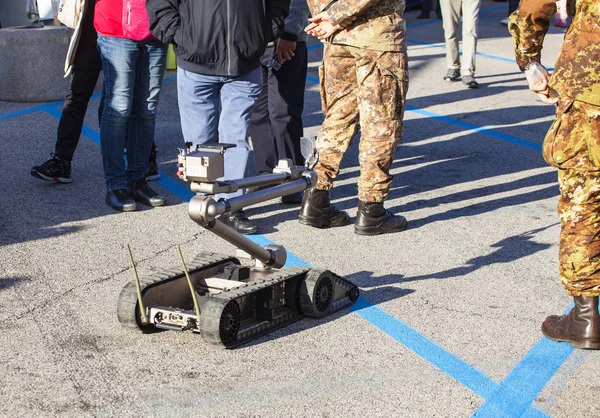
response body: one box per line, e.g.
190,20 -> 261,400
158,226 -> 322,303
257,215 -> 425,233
542,97 -> 580,168
374,67 -> 409,123
318,64 -> 328,114
582,102 -> 600,168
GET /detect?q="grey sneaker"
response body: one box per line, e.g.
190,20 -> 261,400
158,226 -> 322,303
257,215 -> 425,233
443,69 -> 461,82
462,74 -> 479,88
31,153 -> 72,183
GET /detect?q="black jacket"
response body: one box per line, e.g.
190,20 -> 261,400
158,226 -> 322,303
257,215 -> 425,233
146,0 -> 290,77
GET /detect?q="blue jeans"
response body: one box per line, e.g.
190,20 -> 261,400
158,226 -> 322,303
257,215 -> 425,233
177,67 -> 262,199
97,35 -> 166,191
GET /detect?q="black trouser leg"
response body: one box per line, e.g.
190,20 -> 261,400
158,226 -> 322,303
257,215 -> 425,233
421,0 -> 432,14
250,43 -> 308,172
54,0 -> 101,162
249,50 -> 276,174
269,42 -> 307,168
55,69 -> 101,161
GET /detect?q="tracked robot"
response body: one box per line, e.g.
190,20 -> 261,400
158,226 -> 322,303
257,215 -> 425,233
117,139 -> 359,348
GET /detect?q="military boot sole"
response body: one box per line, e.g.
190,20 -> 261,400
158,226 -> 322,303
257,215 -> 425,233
354,219 -> 408,236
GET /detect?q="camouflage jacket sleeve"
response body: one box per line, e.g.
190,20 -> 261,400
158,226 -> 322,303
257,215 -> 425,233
326,0 -> 383,26
508,0 -> 557,70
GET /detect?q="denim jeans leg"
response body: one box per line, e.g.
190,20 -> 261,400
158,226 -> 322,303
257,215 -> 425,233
219,67 -> 263,198
126,40 -> 167,185
98,35 -> 139,191
177,67 -> 220,147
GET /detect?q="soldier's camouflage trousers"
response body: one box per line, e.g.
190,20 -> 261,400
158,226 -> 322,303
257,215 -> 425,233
314,43 -> 408,203
543,97 -> 600,296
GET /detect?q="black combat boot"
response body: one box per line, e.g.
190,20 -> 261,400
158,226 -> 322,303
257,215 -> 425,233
354,201 -> 408,236
299,188 -> 350,228
541,296 -> 600,349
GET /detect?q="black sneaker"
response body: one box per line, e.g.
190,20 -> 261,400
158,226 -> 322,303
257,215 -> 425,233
132,179 -> 166,207
443,69 -> 461,82
462,74 -> 479,88
31,154 -> 72,183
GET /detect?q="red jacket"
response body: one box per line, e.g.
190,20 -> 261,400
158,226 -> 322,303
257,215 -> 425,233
94,0 -> 155,41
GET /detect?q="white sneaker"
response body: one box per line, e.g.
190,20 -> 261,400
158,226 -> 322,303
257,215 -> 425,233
500,18 -> 509,26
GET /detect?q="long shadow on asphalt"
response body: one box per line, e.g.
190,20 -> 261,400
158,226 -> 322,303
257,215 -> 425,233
253,101 -> 557,231
391,224 -> 556,283
237,224 -> 556,348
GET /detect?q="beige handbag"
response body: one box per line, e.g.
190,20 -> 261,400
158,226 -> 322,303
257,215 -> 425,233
57,0 -> 85,29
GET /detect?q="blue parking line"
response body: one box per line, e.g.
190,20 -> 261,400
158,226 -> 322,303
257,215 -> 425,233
479,4 -> 509,14
473,337 -> 573,417
405,105 -> 542,151
0,104 -> 52,121
43,106 -> 101,145
303,77 -> 543,152
473,304 -> 577,417
305,39 -> 519,66
406,39 -> 517,64
245,237 -> 503,402
351,297 -> 498,399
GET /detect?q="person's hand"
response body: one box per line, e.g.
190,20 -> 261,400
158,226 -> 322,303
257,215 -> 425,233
309,11 -> 331,24
524,62 -> 559,104
531,85 -> 560,105
305,12 -> 357,39
306,21 -> 341,39
276,39 -> 296,64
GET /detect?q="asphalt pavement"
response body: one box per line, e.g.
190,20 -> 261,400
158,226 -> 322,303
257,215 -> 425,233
1,2 -> 598,417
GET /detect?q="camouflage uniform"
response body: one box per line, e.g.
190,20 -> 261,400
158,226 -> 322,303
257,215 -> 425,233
509,0 -> 600,296
307,0 -> 408,203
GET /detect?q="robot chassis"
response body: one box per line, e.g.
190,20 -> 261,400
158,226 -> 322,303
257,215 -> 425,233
117,142 -> 360,348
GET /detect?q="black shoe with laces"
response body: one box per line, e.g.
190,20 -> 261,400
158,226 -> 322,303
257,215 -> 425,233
31,154 -> 72,183
132,179 -> 166,207
106,189 -> 137,212
220,210 -> 259,235
443,69 -> 461,82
